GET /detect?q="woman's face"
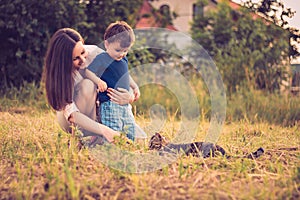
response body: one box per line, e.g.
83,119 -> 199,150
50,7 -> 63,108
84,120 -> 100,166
72,41 -> 88,69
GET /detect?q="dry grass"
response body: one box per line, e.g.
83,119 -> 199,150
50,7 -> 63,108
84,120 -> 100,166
0,108 -> 299,200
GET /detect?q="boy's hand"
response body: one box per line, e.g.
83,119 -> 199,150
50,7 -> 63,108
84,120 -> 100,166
98,80 -> 107,92
133,87 -> 140,102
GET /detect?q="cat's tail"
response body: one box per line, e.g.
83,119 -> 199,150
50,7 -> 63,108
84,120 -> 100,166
216,146 -> 265,159
245,147 -> 265,159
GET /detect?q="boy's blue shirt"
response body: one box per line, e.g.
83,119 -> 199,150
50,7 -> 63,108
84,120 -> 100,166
87,52 -> 130,102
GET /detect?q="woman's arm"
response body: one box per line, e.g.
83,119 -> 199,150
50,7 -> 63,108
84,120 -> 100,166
69,111 -> 119,143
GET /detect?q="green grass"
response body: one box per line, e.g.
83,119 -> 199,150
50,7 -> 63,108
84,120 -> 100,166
0,106 -> 299,199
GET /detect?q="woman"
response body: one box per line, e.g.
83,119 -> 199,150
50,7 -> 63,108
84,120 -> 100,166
44,28 -> 133,143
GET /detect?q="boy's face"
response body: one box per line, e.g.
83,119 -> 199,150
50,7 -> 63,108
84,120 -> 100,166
105,40 -> 130,61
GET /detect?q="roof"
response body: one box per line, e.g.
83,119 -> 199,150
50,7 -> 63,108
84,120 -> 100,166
135,0 -> 177,31
228,0 -> 271,24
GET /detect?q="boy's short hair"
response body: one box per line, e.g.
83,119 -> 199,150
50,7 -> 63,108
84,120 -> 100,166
104,21 -> 135,48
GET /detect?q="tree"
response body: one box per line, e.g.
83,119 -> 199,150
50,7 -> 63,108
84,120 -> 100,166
243,0 -> 300,61
0,0 -> 144,89
191,0 -> 290,93
82,0 -> 144,45
0,0 -> 89,89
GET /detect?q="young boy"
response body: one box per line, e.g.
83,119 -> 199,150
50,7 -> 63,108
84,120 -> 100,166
87,21 -> 140,141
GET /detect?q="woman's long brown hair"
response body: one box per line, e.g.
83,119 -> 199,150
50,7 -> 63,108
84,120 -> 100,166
44,28 -> 83,111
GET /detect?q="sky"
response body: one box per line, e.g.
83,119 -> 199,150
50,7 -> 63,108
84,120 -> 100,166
281,0 -> 300,29
233,0 -> 300,29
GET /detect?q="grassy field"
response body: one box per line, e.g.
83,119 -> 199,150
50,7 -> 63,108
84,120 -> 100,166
0,105 -> 299,200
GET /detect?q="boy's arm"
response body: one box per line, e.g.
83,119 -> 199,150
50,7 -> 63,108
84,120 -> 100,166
80,68 -> 107,92
129,75 -> 140,101
129,75 -> 138,90
81,68 -> 99,84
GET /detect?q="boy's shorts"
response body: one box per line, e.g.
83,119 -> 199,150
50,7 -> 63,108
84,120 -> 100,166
100,101 -> 135,141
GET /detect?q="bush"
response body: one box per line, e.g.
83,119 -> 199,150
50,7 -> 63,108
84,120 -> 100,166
227,89 -> 300,126
0,0 -> 90,89
0,0 -> 143,89
0,81 -> 47,111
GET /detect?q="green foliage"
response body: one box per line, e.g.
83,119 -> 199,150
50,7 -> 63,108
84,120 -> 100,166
227,89 -> 300,126
0,81 -> 47,111
2,77 -> 300,127
191,0 -> 290,94
0,0 -> 144,90
0,0 -> 89,89
82,0 -> 143,44
132,73 -> 300,126
128,38 -> 156,69
243,0 -> 300,60
133,84 -> 181,118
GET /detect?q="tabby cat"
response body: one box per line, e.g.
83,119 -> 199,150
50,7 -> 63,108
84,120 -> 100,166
149,132 -> 264,159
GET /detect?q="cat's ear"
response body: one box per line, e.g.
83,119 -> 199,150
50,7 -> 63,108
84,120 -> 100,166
161,135 -> 168,145
150,134 -> 155,140
155,132 -> 161,138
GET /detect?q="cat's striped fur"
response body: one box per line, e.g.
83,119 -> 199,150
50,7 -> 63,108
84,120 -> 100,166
149,132 -> 264,159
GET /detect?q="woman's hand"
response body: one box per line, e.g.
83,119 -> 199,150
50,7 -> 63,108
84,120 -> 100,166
107,87 -> 134,105
104,130 -> 120,143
